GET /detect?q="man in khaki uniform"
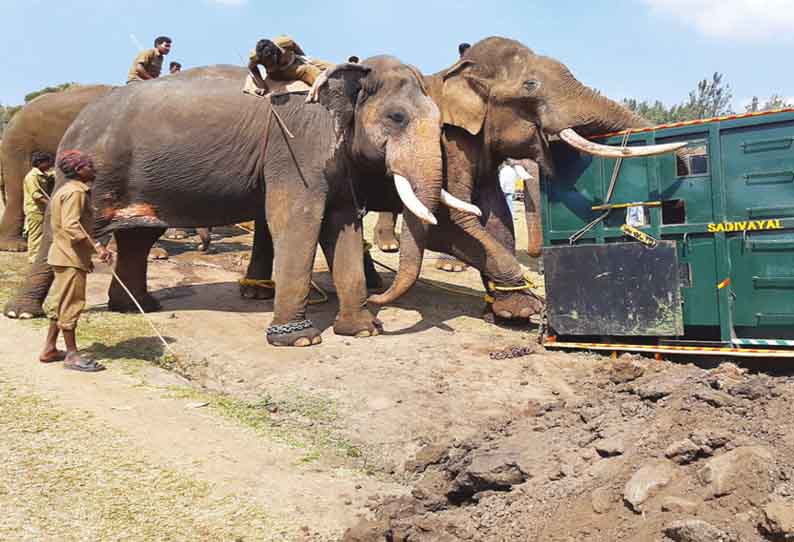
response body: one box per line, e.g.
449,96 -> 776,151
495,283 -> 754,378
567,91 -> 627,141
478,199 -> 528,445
244,35 -> 334,95
127,36 -> 172,83
40,150 -> 112,372
23,152 -> 55,263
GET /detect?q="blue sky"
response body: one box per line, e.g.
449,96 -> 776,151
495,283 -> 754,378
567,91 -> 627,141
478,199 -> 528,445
2,0 -> 792,109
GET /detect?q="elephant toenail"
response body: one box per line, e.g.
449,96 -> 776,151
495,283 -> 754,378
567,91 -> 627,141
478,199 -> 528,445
497,310 -> 512,319
6,311 -> 17,318
294,337 -> 311,347
355,330 -> 372,338
311,336 -> 322,345
19,312 -> 34,320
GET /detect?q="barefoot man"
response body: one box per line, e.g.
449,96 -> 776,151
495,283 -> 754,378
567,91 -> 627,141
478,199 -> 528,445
40,150 -> 112,371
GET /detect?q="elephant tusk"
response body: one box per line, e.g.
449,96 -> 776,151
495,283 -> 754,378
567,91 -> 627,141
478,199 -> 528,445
559,128 -> 687,158
394,175 -> 437,225
440,190 -> 482,217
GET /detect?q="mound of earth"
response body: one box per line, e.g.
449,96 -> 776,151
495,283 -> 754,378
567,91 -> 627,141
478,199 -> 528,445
343,357 -> 794,542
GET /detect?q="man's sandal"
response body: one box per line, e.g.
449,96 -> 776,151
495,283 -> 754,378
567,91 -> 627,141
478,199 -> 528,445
64,357 -> 106,373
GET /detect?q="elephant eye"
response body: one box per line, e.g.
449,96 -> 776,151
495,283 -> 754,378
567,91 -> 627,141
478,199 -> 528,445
387,110 -> 407,125
524,79 -> 540,93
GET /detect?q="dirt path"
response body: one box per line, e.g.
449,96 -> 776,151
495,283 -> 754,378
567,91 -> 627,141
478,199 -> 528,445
0,318 -> 404,541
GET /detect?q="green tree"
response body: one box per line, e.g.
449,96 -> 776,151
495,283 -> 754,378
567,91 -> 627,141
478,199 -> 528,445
623,72 -> 735,124
745,94 -> 793,113
24,82 -> 77,103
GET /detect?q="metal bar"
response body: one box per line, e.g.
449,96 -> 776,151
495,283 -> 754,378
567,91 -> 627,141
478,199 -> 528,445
591,201 -> 662,211
544,340 -> 794,358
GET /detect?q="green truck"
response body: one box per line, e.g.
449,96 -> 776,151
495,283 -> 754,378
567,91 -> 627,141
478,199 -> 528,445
540,109 -> 794,357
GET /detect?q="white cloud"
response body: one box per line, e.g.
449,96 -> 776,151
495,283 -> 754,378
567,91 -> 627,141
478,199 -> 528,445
208,0 -> 247,6
643,0 -> 794,41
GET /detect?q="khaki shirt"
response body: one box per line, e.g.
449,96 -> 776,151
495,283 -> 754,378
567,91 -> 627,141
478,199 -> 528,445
248,35 -> 332,86
23,167 -> 54,217
47,180 -> 95,271
127,48 -> 163,83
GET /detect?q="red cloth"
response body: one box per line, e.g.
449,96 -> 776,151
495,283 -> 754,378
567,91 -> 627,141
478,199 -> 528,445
57,150 -> 94,178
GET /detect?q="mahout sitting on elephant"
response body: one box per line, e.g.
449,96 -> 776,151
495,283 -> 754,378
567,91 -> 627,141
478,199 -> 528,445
367,36 -> 682,320
4,58 -> 481,347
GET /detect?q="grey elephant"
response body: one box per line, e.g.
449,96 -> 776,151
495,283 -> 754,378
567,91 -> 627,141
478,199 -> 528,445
0,85 -> 112,252
0,83 -> 213,254
367,36 -> 681,319
4,58 -> 476,346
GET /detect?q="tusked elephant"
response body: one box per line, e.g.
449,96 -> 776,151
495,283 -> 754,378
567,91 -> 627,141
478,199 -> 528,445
4,58 -> 475,346
0,85 -> 113,252
368,36 -> 682,319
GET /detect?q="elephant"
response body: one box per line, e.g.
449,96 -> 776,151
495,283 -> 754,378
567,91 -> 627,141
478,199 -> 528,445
0,83 -> 212,254
3,58 -> 474,346
0,85 -> 113,252
366,36 -> 682,319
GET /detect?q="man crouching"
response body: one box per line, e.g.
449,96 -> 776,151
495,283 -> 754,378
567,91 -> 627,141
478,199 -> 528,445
40,150 -> 112,372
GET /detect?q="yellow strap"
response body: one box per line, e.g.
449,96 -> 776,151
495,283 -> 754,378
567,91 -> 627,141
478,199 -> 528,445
484,294 -> 495,304
239,278 -> 276,288
308,280 -> 329,305
487,273 -> 535,292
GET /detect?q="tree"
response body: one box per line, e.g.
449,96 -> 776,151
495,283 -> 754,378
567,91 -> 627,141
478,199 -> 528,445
623,72 -> 735,124
0,83 -> 78,137
745,94 -> 793,113
24,82 -> 77,103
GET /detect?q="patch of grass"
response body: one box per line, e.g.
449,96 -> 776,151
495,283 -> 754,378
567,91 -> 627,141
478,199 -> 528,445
0,378 -> 290,542
0,253 -> 27,306
166,385 -> 364,462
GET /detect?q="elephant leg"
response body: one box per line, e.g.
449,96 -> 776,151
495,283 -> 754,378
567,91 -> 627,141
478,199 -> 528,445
241,211 -> 275,300
107,228 -> 165,313
435,253 -> 468,273
363,250 -> 384,291
0,156 -> 28,252
196,227 -> 212,252
165,228 -> 192,240
3,261 -> 53,319
373,211 -> 400,252
475,183 -> 543,320
266,198 -> 324,348
320,209 -> 381,337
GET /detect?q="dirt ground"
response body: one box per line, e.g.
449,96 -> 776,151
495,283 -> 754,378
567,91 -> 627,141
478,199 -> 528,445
3,203 -> 794,541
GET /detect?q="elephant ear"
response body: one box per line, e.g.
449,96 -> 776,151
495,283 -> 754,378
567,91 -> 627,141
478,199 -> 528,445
310,63 -> 371,133
440,60 -> 489,136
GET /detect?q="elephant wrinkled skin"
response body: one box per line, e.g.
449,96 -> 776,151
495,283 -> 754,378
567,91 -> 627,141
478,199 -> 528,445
371,36 -> 674,320
4,59 -> 445,347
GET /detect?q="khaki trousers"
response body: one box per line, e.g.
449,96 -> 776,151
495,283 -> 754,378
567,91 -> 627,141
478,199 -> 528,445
44,266 -> 87,331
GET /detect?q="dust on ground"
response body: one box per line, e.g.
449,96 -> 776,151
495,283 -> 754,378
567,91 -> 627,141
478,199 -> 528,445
2,203 -> 794,541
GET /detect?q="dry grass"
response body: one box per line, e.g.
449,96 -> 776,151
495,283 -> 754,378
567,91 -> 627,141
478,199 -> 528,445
0,377 -> 293,542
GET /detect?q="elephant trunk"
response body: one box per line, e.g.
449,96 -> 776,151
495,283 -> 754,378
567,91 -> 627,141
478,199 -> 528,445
369,122 -> 443,305
550,79 -> 686,157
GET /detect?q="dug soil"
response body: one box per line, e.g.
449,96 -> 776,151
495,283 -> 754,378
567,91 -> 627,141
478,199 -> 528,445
2,205 -> 794,541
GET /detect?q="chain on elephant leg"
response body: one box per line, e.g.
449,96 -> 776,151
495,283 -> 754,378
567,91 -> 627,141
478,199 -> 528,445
484,277 -> 545,322
266,319 -> 323,347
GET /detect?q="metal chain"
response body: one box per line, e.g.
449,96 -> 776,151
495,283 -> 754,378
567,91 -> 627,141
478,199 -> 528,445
266,319 -> 314,336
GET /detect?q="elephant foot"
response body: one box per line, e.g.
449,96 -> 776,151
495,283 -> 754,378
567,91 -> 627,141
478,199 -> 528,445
108,292 -> 161,313
267,319 -> 323,347
435,257 -> 468,273
148,245 -> 169,260
333,309 -> 382,337
0,236 -> 27,252
487,291 -> 544,321
165,228 -> 191,240
239,280 -> 275,300
3,297 -> 45,319
364,255 -> 384,291
373,230 -> 399,253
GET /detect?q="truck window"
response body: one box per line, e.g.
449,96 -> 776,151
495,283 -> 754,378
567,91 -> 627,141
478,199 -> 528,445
676,140 -> 709,177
